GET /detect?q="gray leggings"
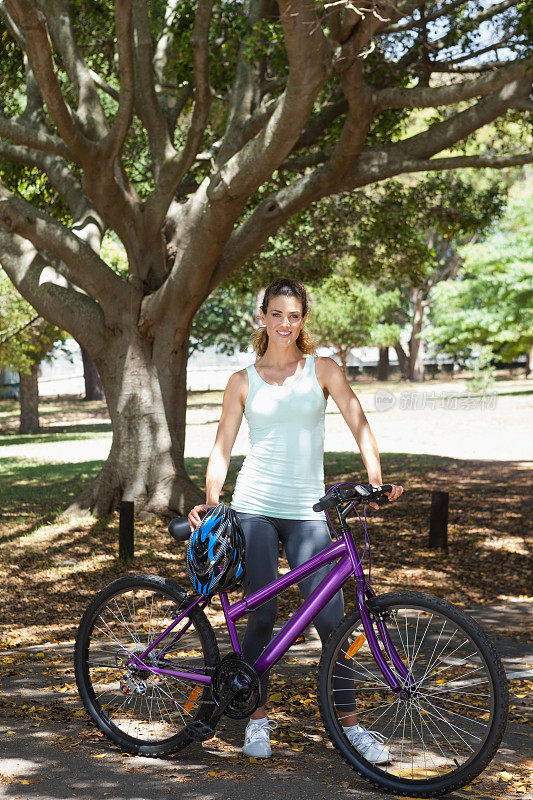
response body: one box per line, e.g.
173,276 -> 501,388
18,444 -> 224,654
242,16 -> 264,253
235,511 -> 345,706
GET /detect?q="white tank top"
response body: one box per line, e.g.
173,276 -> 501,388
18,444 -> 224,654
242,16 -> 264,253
230,355 -> 327,520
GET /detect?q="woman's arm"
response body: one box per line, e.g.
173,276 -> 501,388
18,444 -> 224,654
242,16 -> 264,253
188,370 -> 247,529
316,357 -> 403,504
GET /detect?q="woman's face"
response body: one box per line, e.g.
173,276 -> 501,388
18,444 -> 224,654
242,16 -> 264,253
260,294 -> 307,348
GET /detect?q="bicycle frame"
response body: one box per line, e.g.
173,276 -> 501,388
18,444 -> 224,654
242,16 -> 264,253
132,512 -> 411,696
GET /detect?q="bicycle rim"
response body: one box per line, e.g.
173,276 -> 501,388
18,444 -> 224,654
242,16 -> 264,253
320,592 -> 508,795
76,576 -> 218,750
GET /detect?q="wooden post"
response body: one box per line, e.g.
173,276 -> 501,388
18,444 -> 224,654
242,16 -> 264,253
119,500 -> 134,561
429,491 -> 449,550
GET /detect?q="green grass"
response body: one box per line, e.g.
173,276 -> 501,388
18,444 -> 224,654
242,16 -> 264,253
0,457 -> 104,527
1,426 -> 111,447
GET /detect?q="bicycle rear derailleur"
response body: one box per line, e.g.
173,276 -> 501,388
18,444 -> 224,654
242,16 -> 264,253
185,654 -> 260,743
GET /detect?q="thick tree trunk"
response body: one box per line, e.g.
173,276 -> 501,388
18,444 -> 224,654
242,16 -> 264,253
80,344 -> 105,401
409,288 -> 425,382
19,363 -> 40,434
377,347 -> 389,381
394,343 -> 410,380
67,326 -> 203,518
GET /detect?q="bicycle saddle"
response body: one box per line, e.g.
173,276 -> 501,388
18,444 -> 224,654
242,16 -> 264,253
168,517 -> 192,541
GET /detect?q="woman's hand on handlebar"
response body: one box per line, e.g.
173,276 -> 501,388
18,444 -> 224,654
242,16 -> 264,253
384,484 -> 403,503
188,504 -> 210,531
369,483 -> 403,510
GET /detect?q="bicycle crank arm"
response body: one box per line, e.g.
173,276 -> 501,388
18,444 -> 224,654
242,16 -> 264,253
184,673 -> 249,742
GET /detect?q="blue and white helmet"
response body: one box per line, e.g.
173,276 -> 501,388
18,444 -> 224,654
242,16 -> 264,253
186,503 -> 246,596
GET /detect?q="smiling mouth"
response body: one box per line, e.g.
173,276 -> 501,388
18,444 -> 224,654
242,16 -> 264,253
276,331 -> 291,337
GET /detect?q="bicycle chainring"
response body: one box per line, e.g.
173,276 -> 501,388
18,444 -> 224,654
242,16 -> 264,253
212,654 -> 260,719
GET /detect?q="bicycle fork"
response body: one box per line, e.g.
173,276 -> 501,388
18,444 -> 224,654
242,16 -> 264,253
357,581 -> 413,698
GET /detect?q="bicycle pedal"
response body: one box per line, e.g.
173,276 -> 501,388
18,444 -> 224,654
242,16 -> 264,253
185,720 -> 216,742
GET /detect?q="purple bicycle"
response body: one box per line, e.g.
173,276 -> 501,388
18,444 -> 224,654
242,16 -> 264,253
74,484 -> 508,797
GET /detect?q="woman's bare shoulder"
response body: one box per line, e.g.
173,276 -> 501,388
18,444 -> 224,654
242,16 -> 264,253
224,368 -> 249,407
315,356 -> 342,379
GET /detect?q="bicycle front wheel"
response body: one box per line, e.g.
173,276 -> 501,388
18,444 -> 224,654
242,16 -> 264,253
318,592 -> 508,797
75,574 -> 219,756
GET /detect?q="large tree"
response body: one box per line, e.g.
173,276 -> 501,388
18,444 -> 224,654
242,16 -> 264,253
0,0 -> 531,516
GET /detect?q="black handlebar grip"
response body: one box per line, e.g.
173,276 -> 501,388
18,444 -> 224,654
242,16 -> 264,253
168,518 -> 192,542
375,484 -> 393,505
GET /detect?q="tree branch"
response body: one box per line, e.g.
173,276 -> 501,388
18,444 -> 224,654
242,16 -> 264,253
0,230 -> 107,348
0,108 -> 74,159
146,0 -> 214,226
383,0 -> 517,34
0,314 -> 40,346
207,0 -> 330,204
152,0 -> 182,86
215,0 -> 274,166
375,61 -> 529,110
0,0 -> 24,44
88,69 -> 120,101
42,0 -> 109,138
292,95 -> 348,152
131,0 -> 175,174
423,60 -> 515,74
0,140 -> 81,207
0,183 -> 131,322
5,0 -> 97,162
387,152 -> 533,173
101,0 -> 135,162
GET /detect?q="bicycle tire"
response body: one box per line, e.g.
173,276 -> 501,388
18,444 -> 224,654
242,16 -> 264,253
74,574 -> 219,757
318,591 -> 508,797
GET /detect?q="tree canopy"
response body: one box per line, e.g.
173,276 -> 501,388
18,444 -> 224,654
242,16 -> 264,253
308,273 -> 399,372
428,180 -> 533,364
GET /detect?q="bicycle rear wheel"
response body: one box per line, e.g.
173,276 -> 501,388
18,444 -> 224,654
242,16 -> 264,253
75,574 -> 219,756
318,591 -> 508,797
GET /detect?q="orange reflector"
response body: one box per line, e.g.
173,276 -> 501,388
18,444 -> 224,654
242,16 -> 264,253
184,685 -> 202,712
345,634 -> 367,658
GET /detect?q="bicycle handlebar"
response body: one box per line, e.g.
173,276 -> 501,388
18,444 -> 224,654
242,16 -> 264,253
312,484 -> 393,513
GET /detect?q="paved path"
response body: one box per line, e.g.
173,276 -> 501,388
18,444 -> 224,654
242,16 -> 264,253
1,601 -> 531,800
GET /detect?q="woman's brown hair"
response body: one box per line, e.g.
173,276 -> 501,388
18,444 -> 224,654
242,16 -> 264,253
252,278 -> 316,358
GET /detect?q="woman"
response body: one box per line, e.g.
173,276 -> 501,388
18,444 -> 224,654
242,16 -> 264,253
189,278 -> 403,760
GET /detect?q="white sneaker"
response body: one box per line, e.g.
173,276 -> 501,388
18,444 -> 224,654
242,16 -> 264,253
242,718 -> 277,758
343,723 -> 391,764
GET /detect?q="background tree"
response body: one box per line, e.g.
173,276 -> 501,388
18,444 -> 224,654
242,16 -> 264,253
0,0 -> 531,515
79,344 -> 105,401
0,269 -> 66,432
428,181 -> 533,374
353,174 -> 509,381
189,284 -> 257,356
307,273 -> 399,373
